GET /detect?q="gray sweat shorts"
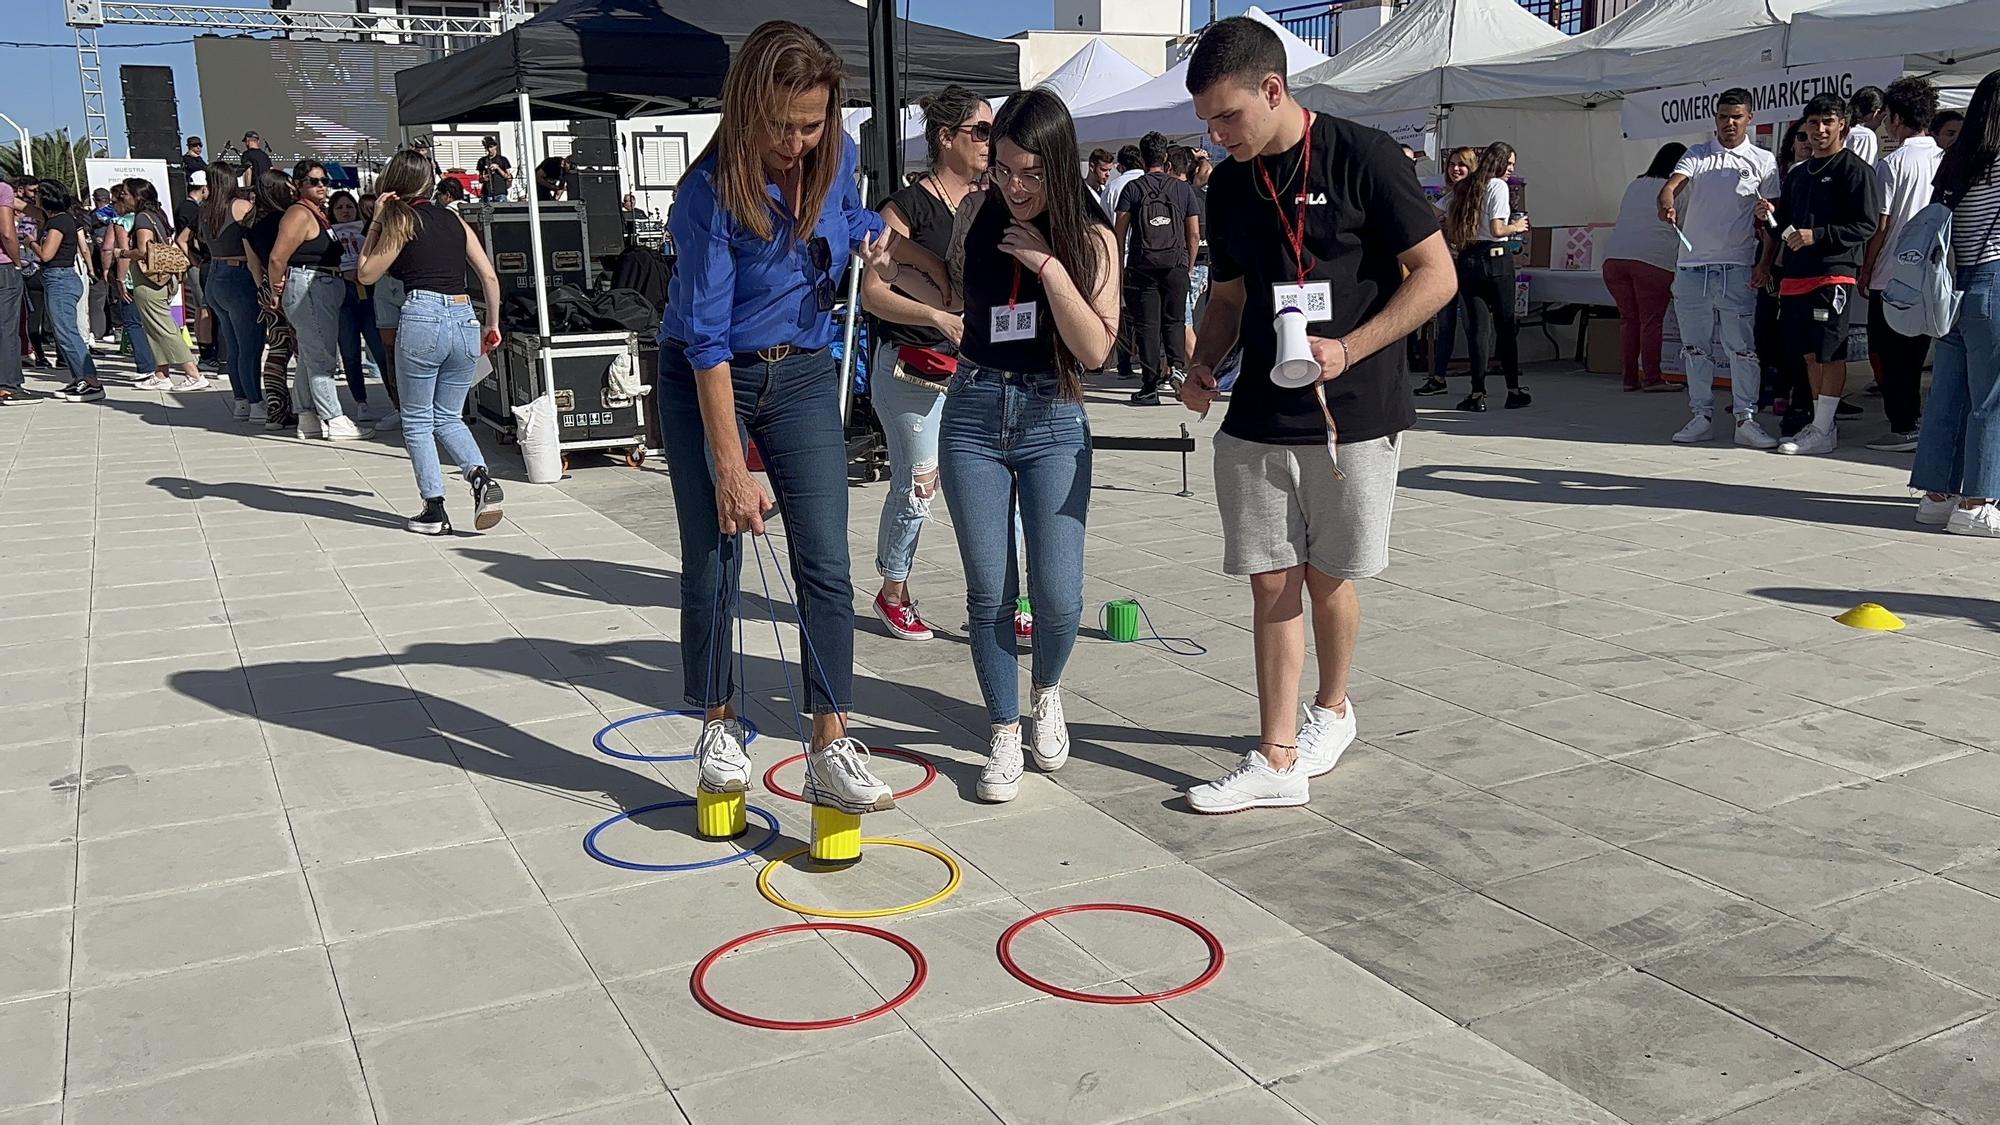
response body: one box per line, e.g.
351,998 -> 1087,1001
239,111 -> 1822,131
1213,430 -> 1400,579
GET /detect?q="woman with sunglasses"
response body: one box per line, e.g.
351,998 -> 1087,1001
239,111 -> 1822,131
268,160 -> 361,439
865,87 -> 1120,802
659,21 -> 948,815
859,84 -> 992,642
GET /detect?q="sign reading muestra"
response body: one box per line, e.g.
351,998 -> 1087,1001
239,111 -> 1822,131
1621,57 -> 1906,141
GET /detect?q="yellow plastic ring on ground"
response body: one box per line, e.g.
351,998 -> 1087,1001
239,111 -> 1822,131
756,837 -> 963,919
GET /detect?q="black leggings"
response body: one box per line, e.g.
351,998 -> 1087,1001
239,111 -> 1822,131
1456,245 -> 1520,393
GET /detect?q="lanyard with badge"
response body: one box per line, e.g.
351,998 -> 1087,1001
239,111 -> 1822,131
989,259 -> 1039,343
1258,107 -> 1343,479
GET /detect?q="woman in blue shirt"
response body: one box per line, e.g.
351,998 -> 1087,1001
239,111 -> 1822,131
659,20 -> 946,815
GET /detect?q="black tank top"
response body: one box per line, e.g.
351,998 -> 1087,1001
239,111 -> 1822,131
389,203 -> 470,296
877,177 -> 960,352
958,199 -> 1061,375
245,211 -> 283,261
288,205 -> 344,270
209,205 -> 248,259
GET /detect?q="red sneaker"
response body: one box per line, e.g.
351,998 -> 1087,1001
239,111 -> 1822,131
1015,609 -> 1034,642
874,592 -> 934,641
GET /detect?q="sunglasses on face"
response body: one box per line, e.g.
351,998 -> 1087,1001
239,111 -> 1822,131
953,121 -> 993,143
304,176 -> 330,186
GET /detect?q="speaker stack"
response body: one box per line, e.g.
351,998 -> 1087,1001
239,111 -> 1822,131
567,118 -> 624,259
121,65 -> 188,200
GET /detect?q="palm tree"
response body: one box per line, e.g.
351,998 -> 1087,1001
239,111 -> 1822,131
0,129 -> 103,198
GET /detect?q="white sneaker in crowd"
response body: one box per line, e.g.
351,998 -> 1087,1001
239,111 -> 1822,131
297,411 -> 322,439
1917,495 -> 1957,526
1734,417 -> 1779,450
802,738 -> 896,813
136,373 -> 172,390
1948,502 -> 2000,538
322,415 -> 365,441
1029,686 -> 1069,772
373,409 -> 402,433
1187,750 -> 1309,814
1672,415 -> 1713,444
231,398 -> 251,422
1296,699 -> 1357,779
171,374 -> 210,392
977,726 -> 1024,803
1777,425 -> 1837,456
693,718 -> 751,793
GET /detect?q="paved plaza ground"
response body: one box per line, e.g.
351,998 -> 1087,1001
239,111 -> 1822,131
4,351 -> 2000,1125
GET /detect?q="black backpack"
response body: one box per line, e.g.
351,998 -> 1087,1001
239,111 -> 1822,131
1129,174 -> 1185,270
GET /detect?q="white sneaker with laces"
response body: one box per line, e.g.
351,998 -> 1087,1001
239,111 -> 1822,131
322,415 -> 365,441
694,718 -> 751,793
136,373 -> 172,390
1028,686 -> 1069,772
1917,495 -> 1957,526
171,374 -> 209,392
373,408 -> 402,433
1948,502 -> 2000,538
1777,424 -> 1837,456
803,738 -> 896,813
1296,700 -> 1357,779
1187,750 -> 1309,814
1734,417 -> 1778,450
1672,415 -> 1713,444
977,726 -> 1024,803
297,411 -> 322,439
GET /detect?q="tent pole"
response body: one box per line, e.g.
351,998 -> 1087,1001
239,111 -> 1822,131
864,0 -> 903,199
517,88 -> 558,438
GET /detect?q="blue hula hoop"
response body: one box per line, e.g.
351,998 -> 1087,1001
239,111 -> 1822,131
593,710 -> 761,763
582,798 -> 783,872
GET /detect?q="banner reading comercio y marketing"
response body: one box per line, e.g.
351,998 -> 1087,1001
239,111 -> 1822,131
1621,57 -> 1906,141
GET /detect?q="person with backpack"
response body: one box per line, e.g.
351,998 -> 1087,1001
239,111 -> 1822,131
1862,78 -> 1945,453
1116,131 -> 1201,405
1910,69 -> 2000,534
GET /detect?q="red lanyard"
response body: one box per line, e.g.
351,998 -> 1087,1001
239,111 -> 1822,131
1257,107 -> 1313,288
1007,261 -> 1022,310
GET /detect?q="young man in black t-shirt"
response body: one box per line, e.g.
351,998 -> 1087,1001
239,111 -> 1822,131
1180,17 -> 1455,813
239,132 -> 271,188
476,136 -> 513,202
1116,132 -> 1203,405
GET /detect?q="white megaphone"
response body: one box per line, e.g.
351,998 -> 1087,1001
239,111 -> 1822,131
1271,307 -> 1321,389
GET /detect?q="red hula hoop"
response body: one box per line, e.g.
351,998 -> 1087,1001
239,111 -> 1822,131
760,747 -> 938,803
690,922 -> 927,1031
997,903 -> 1225,1005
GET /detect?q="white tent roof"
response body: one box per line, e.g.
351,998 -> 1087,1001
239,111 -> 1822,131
1292,0 -> 1568,117
1069,7 -> 1330,144
1037,37 -> 1153,110
1443,0 -> 1838,107
1787,0 -> 2000,86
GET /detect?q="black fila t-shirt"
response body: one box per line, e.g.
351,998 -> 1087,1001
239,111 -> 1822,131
1207,112 -> 1438,446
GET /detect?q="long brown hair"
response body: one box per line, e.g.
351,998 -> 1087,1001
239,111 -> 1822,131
361,150 -> 437,261
1444,141 -> 1514,248
689,21 -> 845,243
200,159 -> 249,243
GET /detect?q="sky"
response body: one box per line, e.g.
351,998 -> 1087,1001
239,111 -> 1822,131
1,0 -> 1263,144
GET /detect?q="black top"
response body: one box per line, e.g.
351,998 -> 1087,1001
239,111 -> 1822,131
1116,171 -> 1201,270
389,202 -> 471,296
1206,112 -> 1437,446
43,214 -> 82,270
877,177 -> 959,352
241,147 -> 272,185
245,211 -> 283,262
210,204 -> 248,259
536,157 -> 567,201
173,198 -> 204,260
182,153 -> 205,183
288,205 -> 344,271
476,153 -> 511,200
958,197 -> 1063,375
1774,149 -> 1882,282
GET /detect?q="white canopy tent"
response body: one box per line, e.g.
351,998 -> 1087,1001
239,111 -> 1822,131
1068,7 -> 1329,145
1290,0 -> 1567,119
1787,0 -> 2000,87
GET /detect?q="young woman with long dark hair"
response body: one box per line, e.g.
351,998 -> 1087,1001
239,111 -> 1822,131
1603,142 -> 1687,392
25,181 -> 101,401
243,169 -> 299,430
118,178 -> 205,393
200,159 -> 265,419
868,86 -> 1120,801
1442,141 -> 1529,412
268,159 -> 359,439
329,189 -> 392,423
357,150 -> 504,535
658,20 -> 947,814
858,83 -> 992,642
1912,69 -> 2000,535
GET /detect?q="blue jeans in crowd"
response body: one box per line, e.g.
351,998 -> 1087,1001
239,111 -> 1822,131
116,291 -> 155,374
282,268 -> 345,420
870,342 -> 947,583
1673,262 -> 1762,417
205,262 -> 263,402
938,365 -> 1091,727
394,291 -> 487,500
1913,262 -> 2000,499
658,345 -> 854,714
40,266 -> 96,382
339,278 -> 391,405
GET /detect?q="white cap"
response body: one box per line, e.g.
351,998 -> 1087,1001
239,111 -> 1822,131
189,171 -> 208,188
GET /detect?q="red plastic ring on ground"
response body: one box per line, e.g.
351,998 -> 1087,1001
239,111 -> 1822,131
997,903 -> 1226,1005
689,922 -> 927,1031
760,747 -> 938,803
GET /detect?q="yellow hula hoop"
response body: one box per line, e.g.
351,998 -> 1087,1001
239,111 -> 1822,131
756,838 -> 963,919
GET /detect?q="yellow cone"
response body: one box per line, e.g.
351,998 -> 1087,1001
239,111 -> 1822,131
1835,603 -> 1905,632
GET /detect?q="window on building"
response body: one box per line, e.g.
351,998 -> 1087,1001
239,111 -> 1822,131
403,2 -> 484,54
634,133 -> 688,191
1514,0 -> 1589,35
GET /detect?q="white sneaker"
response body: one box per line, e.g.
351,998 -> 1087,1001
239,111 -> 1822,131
136,373 -> 171,391
1734,417 -> 1779,450
231,399 -> 251,422
373,409 -> 402,433
693,718 -> 751,794
170,374 -> 210,392
322,415 -> 364,441
1672,415 -> 1713,444
1296,700 -> 1357,779
802,738 -> 895,813
1917,495 -> 1958,526
1187,750 -> 1309,814
1947,502 -> 2000,538
297,411 -> 322,439
1028,686 -> 1069,772
1777,424 -> 1837,456
977,726 -> 1024,803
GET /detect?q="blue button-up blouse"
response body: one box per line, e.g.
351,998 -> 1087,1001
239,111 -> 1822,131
659,134 -> 885,371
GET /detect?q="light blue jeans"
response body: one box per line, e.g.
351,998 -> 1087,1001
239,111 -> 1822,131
40,265 -> 96,381
1674,263 -> 1761,417
871,342 -> 948,582
395,291 -> 487,501
282,268 -> 345,419
1912,262 -> 2000,498
939,365 -> 1091,726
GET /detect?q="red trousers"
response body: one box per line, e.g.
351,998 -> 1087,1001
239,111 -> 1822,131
1604,257 -> 1674,388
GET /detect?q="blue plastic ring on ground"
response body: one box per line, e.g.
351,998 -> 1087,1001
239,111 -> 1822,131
593,710 -> 760,763
583,799 -> 783,872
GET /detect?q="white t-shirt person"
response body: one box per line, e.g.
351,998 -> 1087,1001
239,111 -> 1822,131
1479,177 -> 1510,238
1847,124 -> 1881,166
1671,138 -> 1780,267
1871,135 -> 1943,291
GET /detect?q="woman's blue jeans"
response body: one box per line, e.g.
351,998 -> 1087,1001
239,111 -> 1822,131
40,266 -> 96,381
938,365 -> 1091,727
870,342 -> 947,583
658,345 -> 854,714
339,278 -> 391,404
1913,262 -> 2000,498
394,291 -> 487,500
205,262 -> 263,401
282,268 -> 346,420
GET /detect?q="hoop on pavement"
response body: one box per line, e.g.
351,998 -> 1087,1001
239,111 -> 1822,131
759,747 -> 938,804
997,903 -> 1225,1004
582,798 -> 782,872
690,922 -> 927,1031
756,837 -> 962,919
592,710 -> 760,763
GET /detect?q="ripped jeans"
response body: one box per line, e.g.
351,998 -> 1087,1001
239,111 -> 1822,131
871,343 -> 947,582
1673,262 -> 1762,418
